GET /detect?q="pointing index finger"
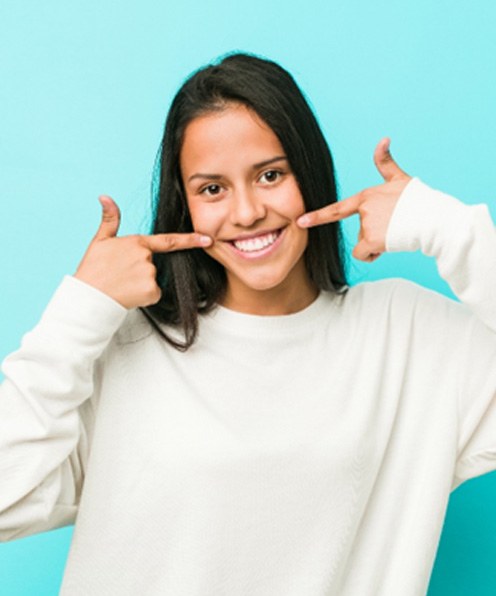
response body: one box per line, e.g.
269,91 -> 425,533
142,232 -> 212,253
297,194 -> 360,228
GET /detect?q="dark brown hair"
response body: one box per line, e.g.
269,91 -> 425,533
140,51 -> 348,350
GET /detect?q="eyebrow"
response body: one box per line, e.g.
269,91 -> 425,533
187,155 -> 288,183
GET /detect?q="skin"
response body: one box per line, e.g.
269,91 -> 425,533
180,103 -> 318,315
297,137 -> 412,262
74,198 -> 212,309
75,105 -> 412,312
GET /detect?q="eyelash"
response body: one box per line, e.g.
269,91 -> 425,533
199,169 -> 284,197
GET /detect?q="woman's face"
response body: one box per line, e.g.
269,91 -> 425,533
180,103 -> 317,314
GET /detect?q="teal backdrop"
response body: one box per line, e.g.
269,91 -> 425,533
1,0 -> 495,594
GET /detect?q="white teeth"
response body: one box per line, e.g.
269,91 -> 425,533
233,231 -> 279,252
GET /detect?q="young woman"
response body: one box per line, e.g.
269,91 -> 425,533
1,52 -> 495,595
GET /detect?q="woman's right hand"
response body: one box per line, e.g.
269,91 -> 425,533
74,195 -> 212,309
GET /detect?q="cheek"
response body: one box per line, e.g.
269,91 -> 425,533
273,182 -> 306,219
289,197 -> 307,219
294,227 -> 309,257
282,188 -> 309,250
187,201 -> 224,237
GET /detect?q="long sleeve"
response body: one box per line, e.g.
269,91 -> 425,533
385,178 -> 496,485
385,177 -> 496,332
0,275 -> 127,541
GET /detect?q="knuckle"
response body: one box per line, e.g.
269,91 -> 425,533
127,234 -> 142,249
360,189 -> 372,202
161,236 -> 174,250
362,227 -> 377,247
146,283 -> 159,298
360,205 -> 371,218
138,244 -> 151,258
146,262 -> 157,277
141,278 -> 159,300
144,284 -> 161,305
135,239 -> 152,257
361,220 -> 371,235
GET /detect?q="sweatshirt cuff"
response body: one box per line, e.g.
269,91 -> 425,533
385,177 -> 468,253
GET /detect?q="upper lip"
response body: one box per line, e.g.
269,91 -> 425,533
226,227 -> 284,242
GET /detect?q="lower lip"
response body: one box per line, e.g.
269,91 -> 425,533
226,228 -> 286,260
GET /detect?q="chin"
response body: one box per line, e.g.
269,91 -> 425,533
230,271 -> 291,293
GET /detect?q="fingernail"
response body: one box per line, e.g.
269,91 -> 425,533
297,215 -> 310,227
199,235 -> 212,246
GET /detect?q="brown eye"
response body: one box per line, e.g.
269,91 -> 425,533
260,170 -> 282,184
201,184 -> 222,196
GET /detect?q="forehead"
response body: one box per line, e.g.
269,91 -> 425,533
180,104 -> 284,174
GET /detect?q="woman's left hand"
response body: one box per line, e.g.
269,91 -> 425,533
297,138 -> 412,262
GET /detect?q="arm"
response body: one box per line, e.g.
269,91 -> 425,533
385,177 -> 496,332
298,139 -> 496,484
384,174 -> 496,484
298,137 -> 496,331
0,195 -> 212,541
0,276 -> 127,541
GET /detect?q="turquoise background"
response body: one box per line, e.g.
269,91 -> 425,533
1,0 -> 495,593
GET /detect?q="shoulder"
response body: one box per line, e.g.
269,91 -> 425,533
345,276 -> 453,304
340,277 -> 426,310
339,277 -> 470,329
113,308 -> 154,345
112,309 -> 185,348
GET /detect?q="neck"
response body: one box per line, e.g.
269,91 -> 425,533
221,267 -> 319,316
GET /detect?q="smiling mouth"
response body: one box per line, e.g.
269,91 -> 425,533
229,229 -> 283,253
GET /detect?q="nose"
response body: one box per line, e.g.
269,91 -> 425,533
229,187 -> 266,228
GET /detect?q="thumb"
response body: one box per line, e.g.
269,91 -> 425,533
373,137 -> 409,182
94,195 -> 121,240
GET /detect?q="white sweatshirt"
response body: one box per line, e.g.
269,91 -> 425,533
1,178 -> 495,595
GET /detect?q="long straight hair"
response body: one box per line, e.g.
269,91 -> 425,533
140,52 -> 348,350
